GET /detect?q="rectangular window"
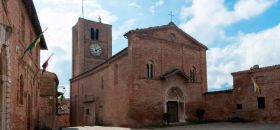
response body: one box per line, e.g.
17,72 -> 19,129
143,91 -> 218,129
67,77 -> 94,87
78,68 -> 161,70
91,28 -> 95,40
86,108 -> 90,115
95,29 -> 99,40
257,97 -> 265,109
147,64 -> 149,78
147,63 -> 153,79
101,77 -> 104,89
237,104 -> 242,109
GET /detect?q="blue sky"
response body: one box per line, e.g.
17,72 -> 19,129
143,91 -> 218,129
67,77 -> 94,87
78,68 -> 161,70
33,0 -> 280,97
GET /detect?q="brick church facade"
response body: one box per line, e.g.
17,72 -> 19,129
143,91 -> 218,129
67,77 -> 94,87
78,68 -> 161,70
70,18 -> 280,127
70,18 -> 208,127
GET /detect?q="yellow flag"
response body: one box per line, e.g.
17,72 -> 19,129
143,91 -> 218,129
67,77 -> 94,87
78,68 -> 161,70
251,77 -> 261,93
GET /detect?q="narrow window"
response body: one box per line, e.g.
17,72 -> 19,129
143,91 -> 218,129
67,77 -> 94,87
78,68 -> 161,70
101,76 -> 104,89
258,97 -> 265,109
86,108 -> 90,115
114,64 -> 118,85
19,75 -> 24,105
95,29 -> 99,40
237,104 -> 242,109
91,28 -> 95,40
147,61 -> 153,79
190,66 -> 196,82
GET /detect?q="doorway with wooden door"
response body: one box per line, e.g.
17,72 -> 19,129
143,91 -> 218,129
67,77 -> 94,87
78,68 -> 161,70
165,87 -> 186,123
167,101 -> 179,123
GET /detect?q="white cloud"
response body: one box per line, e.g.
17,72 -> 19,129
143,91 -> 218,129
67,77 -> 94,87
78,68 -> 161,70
112,19 -> 136,42
149,0 -> 165,15
128,2 -> 141,8
179,0 -> 277,45
178,0 -> 279,90
207,23 -> 280,89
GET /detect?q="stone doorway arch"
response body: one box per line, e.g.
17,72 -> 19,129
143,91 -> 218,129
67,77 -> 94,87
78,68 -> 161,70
164,87 -> 185,123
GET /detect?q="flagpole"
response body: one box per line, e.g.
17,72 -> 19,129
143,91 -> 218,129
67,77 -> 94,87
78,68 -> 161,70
82,0 -> 84,18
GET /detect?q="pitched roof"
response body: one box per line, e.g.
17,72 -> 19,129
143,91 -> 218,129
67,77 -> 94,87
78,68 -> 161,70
22,0 -> 47,50
231,64 -> 280,76
124,22 -> 208,50
160,68 -> 190,80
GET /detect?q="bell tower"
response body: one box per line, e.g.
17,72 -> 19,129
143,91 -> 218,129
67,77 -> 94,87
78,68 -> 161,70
72,18 -> 112,77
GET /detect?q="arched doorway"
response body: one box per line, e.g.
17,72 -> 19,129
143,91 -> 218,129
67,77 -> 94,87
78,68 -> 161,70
165,87 -> 185,123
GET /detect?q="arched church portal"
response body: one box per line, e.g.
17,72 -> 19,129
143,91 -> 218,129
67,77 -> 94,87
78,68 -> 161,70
165,87 -> 185,123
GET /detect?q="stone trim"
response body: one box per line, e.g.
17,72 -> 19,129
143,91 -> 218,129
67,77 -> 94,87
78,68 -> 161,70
1,44 -> 11,130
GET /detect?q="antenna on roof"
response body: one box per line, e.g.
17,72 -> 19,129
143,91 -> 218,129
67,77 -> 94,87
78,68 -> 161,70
98,16 -> 102,23
82,0 -> 84,18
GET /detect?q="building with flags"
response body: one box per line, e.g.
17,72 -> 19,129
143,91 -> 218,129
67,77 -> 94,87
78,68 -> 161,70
204,64 -> 280,123
0,0 -> 59,130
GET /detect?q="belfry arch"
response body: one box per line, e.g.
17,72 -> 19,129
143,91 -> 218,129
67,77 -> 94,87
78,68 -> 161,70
164,87 -> 186,123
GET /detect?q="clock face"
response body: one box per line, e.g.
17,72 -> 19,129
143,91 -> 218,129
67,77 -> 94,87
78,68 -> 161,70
90,43 -> 102,56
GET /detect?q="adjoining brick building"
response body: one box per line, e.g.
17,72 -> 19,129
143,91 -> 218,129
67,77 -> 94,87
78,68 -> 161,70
39,71 -> 59,130
204,65 -> 280,123
0,1 -> 59,130
70,18 -> 208,127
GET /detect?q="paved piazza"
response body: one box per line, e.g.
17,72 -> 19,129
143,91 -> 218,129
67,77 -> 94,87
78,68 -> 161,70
63,122 -> 280,130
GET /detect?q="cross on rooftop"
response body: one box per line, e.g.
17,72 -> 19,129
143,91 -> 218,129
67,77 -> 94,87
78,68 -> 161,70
168,11 -> 175,22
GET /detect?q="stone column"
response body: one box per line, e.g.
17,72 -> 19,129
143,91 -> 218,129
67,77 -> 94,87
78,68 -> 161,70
0,43 -> 11,130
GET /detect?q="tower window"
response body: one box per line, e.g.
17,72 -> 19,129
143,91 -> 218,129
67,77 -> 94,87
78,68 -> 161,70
147,61 -> 153,79
95,29 -> 99,40
91,28 -> 95,40
257,97 -> 265,109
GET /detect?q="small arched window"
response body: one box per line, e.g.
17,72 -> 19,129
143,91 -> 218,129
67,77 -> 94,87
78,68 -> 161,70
19,75 -> 24,105
190,66 -> 196,82
147,61 -> 154,79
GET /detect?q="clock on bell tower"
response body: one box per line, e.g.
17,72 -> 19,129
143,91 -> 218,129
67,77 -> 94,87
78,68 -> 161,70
72,18 -> 112,77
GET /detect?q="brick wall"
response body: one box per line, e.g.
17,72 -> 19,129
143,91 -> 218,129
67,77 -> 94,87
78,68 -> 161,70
1,1 -> 49,130
39,71 -> 59,129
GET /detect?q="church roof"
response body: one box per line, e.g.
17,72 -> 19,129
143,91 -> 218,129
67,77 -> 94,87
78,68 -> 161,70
22,0 -> 47,50
160,68 -> 190,80
124,22 -> 208,50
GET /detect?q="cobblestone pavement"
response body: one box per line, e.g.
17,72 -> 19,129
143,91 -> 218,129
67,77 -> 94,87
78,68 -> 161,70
63,122 -> 280,130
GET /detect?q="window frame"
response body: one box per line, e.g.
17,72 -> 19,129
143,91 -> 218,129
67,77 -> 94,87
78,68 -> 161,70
257,97 -> 265,109
147,61 -> 154,79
